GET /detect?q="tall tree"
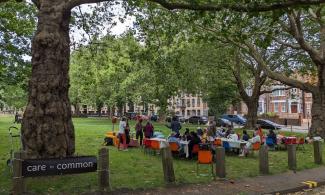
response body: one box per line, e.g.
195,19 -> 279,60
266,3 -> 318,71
0,0 -> 35,109
242,7 -> 325,137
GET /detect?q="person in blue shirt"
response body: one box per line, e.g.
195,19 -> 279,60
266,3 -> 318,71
167,132 -> 180,146
266,129 -> 277,147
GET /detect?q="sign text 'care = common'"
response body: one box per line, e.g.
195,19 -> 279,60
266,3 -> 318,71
22,156 -> 97,177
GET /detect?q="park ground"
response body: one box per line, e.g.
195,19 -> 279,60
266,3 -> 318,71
0,115 -> 324,194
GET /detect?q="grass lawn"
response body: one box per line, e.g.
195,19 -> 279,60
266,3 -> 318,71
0,115 -> 323,194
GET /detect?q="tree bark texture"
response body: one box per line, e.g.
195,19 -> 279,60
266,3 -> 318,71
21,0 -> 74,158
245,99 -> 259,129
310,89 -> 325,137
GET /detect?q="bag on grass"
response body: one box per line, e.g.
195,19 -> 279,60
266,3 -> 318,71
104,137 -> 113,146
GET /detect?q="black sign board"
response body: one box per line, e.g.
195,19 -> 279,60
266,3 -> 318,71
22,156 -> 97,177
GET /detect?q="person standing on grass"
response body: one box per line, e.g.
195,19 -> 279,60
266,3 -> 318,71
135,119 -> 144,145
118,117 -> 128,151
144,121 -> 154,138
125,120 -> 130,147
170,116 -> 182,137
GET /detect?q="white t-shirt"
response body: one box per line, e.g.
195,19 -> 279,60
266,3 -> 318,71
249,135 -> 261,144
119,121 -> 126,134
228,133 -> 239,141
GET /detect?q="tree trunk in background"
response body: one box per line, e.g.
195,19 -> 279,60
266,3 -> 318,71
310,68 -> 325,138
75,103 -> 81,117
97,102 -> 103,117
112,107 -> 116,117
310,90 -> 325,138
245,99 -> 259,129
21,1 -> 74,158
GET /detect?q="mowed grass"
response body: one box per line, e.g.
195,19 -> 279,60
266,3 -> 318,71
0,115 -> 323,194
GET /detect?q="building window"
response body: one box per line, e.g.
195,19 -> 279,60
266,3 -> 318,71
192,110 -> 196,116
187,110 -> 190,116
197,98 -> 201,107
274,102 -> 279,112
192,99 -> 195,107
272,90 -> 285,96
197,110 -> 201,116
282,103 -> 286,112
187,99 -> 190,107
181,99 -> 185,107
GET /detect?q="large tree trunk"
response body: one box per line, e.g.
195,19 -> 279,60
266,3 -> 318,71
310,92 -> 325,137
244,99 -> 259,129
309,63 -> 325,138
21,1 -> 74,158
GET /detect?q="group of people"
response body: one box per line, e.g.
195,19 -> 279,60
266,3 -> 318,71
117,117 -> 154,151
117,116 -> 279,157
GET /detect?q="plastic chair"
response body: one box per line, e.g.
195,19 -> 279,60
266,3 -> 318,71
197,150 -> 214,177
192,144 -> 200,155
151,140 -> 160,155
169,142 -> 179,152
143,138 -> 152,154
252,142 -> 261,151
249,142 -> 261,156
213,139 -> 222,146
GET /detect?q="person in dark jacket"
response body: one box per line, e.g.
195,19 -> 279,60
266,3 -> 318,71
182,128 -> 191,141
188,131 -> 201,159
125,121 -> 130,145
242,130 -> 250,141
144,121 -> 154,138
135,119 -> 143,145
170,116 -> 182,137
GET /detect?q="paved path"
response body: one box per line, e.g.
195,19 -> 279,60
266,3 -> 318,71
94,167 -> 325,195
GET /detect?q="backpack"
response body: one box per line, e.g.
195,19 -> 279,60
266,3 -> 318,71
104,137 -> 113,146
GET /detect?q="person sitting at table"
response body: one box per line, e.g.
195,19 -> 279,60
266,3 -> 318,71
240,133 -> 261,157
242,130 -> 250,141
201,128 -> 208,143
225,125 -> 233,138
266,129 -> 277,148
207,122 -> 216,142
227,130 -> 239,141
144,121 -> 154,138
182,128 -> 191,141
216,128 -> 226,137
188,131 -> 201,159
196,127 -> 203,137
168,132 -> 180,146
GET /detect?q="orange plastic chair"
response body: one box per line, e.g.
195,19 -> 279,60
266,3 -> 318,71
213,139 -> 222,146
150,140 -> 160,155
143,138 -> 152,154
169,142 -> 179,152
197,150 -> 214,176
252,142 -> 261,151
192,144 -> 200,154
